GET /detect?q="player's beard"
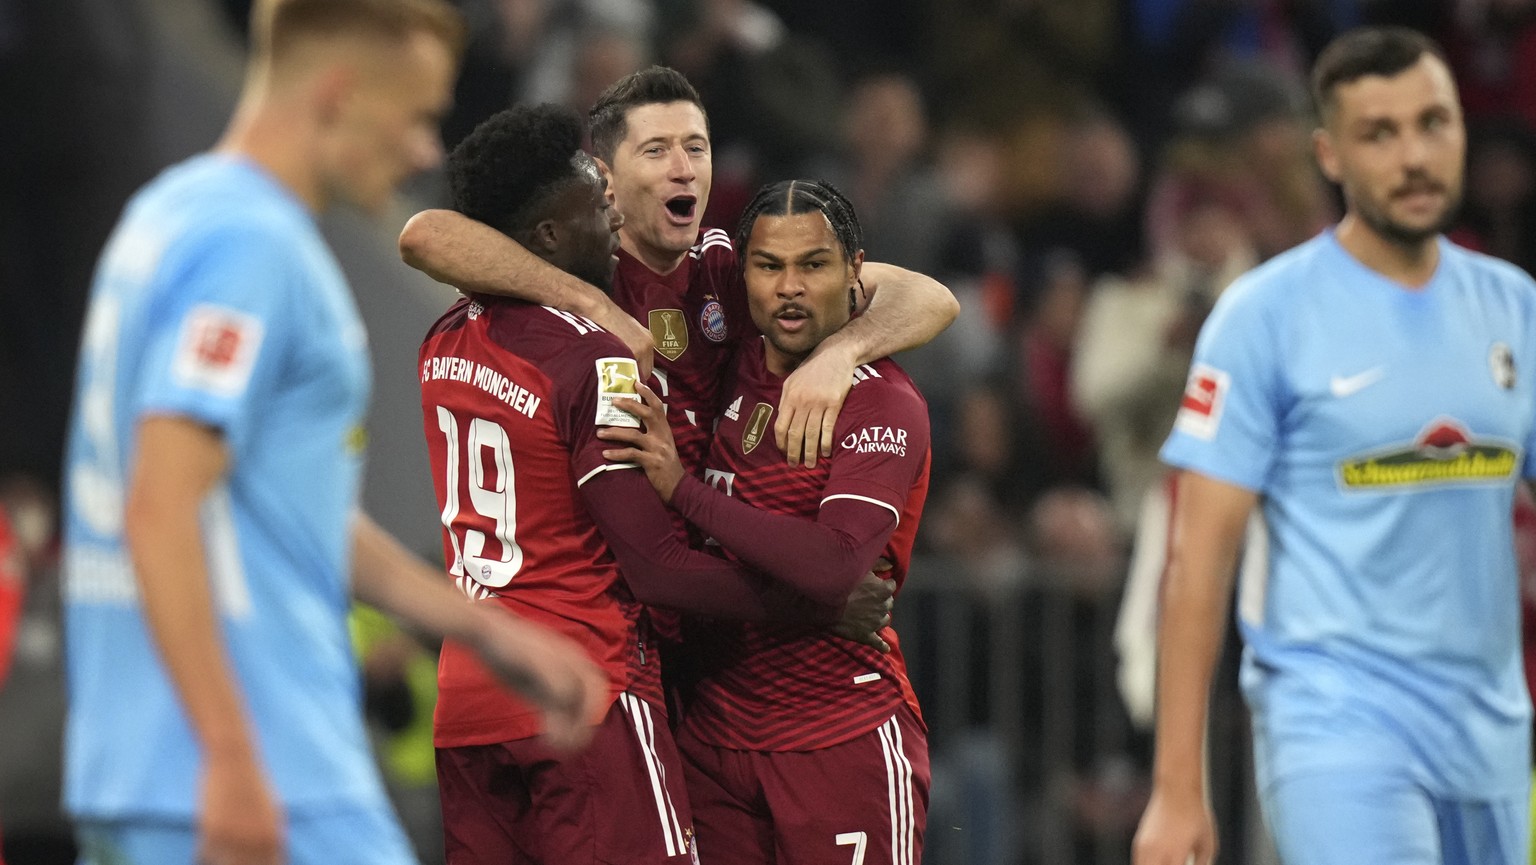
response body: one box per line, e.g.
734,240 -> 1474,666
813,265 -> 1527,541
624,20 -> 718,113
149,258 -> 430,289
1352,173 -> 1464,249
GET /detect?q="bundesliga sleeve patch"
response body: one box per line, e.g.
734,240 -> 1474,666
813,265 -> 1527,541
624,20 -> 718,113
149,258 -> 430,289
171,304 -> 264,397
593,356 -> 642,428
1174,363 -> 1229,441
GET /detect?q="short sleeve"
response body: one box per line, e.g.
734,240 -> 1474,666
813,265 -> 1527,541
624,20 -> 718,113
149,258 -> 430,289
133,224 -> 299,450
822,374 -> 931,524
1160,282 -> 1284,492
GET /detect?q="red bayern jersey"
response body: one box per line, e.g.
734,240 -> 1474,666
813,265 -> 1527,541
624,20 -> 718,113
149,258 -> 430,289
612,228 -> 752,474
683,337 -> 932,751
420,296 -> 659,747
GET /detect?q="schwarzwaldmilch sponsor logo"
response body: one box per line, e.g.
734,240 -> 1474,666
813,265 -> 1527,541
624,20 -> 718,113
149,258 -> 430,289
1339,417 -> 1518,489
742,402 -> 774,454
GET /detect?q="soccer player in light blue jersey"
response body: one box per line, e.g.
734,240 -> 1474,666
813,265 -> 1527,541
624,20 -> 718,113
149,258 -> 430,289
1134,27 -> 1535,865
61,2 -> 604,864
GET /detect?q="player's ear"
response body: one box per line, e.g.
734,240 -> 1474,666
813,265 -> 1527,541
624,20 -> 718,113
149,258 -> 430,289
531,219 -> 560,254
593,158 -> 616,206
313,64 -> 356,130
848,250 -> 868,314
1314,127 -> 1342,184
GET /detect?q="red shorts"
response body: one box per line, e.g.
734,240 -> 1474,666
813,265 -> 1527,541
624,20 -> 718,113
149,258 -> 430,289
679,704 -> 929,865
436,693 -> 697,865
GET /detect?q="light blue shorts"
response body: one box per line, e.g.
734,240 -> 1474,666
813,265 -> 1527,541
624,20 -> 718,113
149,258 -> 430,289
75,803 -> 417,865
1262,768 -> 1529,865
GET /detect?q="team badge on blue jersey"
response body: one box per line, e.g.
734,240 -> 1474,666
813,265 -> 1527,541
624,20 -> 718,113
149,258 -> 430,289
1490,341 -> 1516,390
700,297 -> 728,343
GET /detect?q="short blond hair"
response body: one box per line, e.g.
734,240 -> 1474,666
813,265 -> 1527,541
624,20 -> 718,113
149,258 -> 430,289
251,0 -> 465,65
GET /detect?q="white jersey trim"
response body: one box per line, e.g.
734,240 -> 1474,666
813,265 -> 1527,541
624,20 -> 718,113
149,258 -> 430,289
821,493 -> 900,525
878,715 -> 916,865
576,462 -> 639,487
620,693 -> 688,856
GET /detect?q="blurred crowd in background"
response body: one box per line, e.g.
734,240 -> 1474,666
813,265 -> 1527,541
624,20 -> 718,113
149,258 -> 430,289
6,0 -> 1536,863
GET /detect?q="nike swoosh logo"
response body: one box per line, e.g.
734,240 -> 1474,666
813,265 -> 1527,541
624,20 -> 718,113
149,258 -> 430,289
1329,366 -> 1386,398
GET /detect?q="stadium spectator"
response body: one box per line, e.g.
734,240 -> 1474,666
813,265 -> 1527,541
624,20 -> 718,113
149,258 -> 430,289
1450,116 -> 1536,274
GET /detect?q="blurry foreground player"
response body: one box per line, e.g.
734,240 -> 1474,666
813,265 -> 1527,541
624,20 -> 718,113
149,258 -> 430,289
61,4 -> 604,865
422,107 -> 891,865
602,180 -> 932,865
1135,27 -> 1534,865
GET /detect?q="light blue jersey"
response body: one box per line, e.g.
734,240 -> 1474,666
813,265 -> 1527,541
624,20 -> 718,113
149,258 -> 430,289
1163,231 -> 1536,802
62,155 -> 390,820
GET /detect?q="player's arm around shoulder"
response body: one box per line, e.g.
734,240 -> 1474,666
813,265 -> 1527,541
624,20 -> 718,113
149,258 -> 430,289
777,263 -> 957,467
399,209 -> 654,377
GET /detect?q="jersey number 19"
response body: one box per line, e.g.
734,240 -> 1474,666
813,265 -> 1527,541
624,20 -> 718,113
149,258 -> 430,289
435,406 -> 523,596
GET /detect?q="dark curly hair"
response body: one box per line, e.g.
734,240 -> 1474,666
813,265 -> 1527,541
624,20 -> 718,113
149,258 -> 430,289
447,103 -> 592,240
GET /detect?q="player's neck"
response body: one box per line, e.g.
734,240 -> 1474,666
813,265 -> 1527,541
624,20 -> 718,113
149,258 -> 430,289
216,92 -> 327,214
1335,214 -> 1441,289
620,232 -> 689,276
761,339 -> 804,378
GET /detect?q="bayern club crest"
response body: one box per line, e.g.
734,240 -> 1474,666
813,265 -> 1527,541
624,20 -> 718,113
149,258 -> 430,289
700,298 -> 727,343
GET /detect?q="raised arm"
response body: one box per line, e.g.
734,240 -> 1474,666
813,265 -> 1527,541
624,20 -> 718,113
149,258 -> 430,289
125,416 -> 282,865
349,512 -> 607,751
399,209 -> 656,378
1132,470 -> 1257,865
776,262 -> 957,466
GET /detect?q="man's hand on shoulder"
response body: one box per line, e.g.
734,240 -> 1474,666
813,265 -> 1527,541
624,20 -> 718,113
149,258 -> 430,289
777,340 -> 859,468
590,307 -> 655,381
598,384 -> 684,501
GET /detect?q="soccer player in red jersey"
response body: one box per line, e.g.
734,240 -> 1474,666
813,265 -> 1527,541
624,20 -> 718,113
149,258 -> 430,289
399,66 -> 957,472
601,180 -> 932,865
421,106 -> 890,865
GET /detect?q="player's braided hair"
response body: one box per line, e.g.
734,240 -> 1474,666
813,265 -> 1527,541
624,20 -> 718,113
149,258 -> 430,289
735,180 -> 865,305
735,179 -> 863,266
447,103 -> 591,239
588,66 -> 708,164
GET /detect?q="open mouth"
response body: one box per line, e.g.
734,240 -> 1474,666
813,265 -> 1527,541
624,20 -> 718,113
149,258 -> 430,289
775,306 -> 810,332
664,195 -> 697,224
